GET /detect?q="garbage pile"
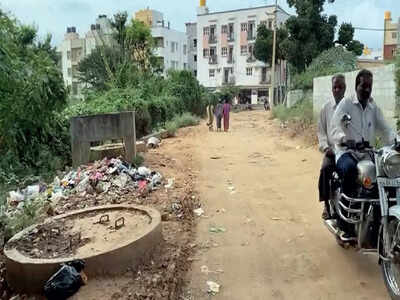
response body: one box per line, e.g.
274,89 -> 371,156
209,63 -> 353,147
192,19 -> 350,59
6,158 -> 163,214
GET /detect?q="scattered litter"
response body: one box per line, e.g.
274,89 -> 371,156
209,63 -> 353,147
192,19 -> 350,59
7,191 -> 24,206
271,217 -> 282,221
216,208 -> 226,214
209,226 -> 226,233
44,260 -> 86,300
147,137 -> 161,148
165,178 -> 174,189
201,265 -> 224,274
302,159 -> 307,162
193,208 -> 205,217
138,167 -> 151,177
207,281 -> 221,295
241,242 -> 250,247
210,156 -> 222,160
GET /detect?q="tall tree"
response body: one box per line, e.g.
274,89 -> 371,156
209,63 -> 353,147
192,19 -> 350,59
281,0 -> 338,72
254,24 -> 288,65
337,22 -> 364,56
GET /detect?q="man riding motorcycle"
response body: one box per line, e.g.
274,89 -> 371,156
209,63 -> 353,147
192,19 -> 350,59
330,69 -> 396,235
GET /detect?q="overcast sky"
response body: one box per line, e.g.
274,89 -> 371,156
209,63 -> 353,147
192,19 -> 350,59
1,0 -> 399,50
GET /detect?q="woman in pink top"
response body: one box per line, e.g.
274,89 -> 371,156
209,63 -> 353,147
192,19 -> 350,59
222,99 -> 231,132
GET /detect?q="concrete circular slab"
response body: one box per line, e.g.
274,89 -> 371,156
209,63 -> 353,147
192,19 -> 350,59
4,205 -> 161,294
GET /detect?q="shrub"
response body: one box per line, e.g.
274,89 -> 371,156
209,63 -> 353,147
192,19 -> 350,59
272,97 -> 314,124
291,46 -> 357,91
173,113 -> 200,128
165,120 -> 178,137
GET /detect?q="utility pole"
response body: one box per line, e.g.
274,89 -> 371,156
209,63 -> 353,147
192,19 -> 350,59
269,0 -> 277,108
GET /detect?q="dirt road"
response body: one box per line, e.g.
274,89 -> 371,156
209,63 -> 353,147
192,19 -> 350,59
185,110 -> 388,299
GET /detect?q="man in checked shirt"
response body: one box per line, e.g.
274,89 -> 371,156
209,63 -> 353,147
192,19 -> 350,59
318,74 -> 346,220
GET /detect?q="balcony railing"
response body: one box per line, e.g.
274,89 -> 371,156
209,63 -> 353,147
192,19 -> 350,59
228,34 -> 235,42
247,34 -> 256,41
209,55 -> 218,65
260,77 -> 271,84
246,56 -> 256,63
209,35 -> 217,44
222,76 -> 235,85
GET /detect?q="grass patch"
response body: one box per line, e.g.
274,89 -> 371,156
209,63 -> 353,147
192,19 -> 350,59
164,113 -> 200,137
272,97 -> 314,125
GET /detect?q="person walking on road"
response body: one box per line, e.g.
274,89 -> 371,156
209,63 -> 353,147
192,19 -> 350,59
223,98 -> 231,132
206,101 -> 215,131
214,99 -> 224,132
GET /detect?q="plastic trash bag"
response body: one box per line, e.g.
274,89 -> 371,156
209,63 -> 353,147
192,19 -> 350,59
44,260 -> 85,300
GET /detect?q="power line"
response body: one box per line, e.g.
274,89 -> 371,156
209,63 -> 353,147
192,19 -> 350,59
354,26 -> 398,32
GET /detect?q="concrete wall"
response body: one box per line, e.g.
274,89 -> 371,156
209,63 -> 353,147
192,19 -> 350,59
313,64 -> 397,127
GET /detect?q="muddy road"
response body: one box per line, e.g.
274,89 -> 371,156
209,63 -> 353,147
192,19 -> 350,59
185,110 -> 387,300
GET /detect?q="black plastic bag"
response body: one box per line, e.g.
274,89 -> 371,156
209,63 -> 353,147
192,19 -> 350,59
44,259 -> 85,300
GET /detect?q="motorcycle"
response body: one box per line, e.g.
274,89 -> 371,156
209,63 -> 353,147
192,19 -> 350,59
324,114 -> 400,299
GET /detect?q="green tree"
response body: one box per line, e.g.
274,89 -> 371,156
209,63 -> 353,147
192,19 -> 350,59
337,23 -> 364,56
281,0 -> 338,72
0,9 -> 68,178
254,24 -> 288,65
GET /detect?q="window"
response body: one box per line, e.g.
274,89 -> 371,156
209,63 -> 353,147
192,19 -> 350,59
67,68 -> 72,76
392,32 -> 397,39
171,42 -> 175,53
209,69 -> 215,77
176,43 -> 178,52
184,63 -> 187,70
241,45 -> 248,55
194,54 -> 197,62
183,44 -> 187,55
260,20 -> 268,27
221,47 -> 228,56
268,20 -> 273,29
246,67 -> 253,76
67,51 -> 71,60
203,48 -> 210,58
203,27 -> 210,35
221,25 -> 228,34
194,70 -> 197,77
193,39 -> 197,48
241,23 -> 248,32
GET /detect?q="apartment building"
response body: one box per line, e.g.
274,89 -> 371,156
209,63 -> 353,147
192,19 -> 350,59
57,15 -> 113,98
186,22 -> 198,77
383,11 -> 399,60
196,1 -> 290,104
135,9 -> 188,75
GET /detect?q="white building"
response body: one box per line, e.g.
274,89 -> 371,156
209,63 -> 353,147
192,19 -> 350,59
135,9 -> 188,75
57,15 -> 113,98
196,1 -> 290,104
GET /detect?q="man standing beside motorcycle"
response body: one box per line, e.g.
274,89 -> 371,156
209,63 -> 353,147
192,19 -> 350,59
331,69 -> 396,207
318,74 -> 346,220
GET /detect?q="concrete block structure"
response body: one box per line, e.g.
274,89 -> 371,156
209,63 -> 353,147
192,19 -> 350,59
313,64 -> 397,128
196,0 -> 290,104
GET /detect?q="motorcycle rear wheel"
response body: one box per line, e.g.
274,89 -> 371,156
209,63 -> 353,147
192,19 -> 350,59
381,219 -> 400,300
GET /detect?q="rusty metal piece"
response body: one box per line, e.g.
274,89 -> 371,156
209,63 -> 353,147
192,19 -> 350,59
69,232 -> 81,249
115,217 -> 125,230
94,214 -> 110,225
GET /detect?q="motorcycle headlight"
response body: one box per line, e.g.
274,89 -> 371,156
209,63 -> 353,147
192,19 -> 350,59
357,160 -> 376,189
383,150 -> 400,178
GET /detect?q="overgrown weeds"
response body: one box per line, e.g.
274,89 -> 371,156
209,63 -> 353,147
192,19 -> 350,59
164,113 -> 200,137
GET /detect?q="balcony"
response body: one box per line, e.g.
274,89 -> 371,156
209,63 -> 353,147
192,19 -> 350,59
228,34 -> 235,42
247,34 -> 256,41
209,35 -> 217,44
227,57 -> 234,64
246,56 -> 256,63
209,55 -> 218,65
222,76 -> 236,85
260,76 -> 271,84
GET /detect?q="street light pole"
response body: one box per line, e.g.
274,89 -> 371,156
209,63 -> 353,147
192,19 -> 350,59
269,0 -> 277,108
